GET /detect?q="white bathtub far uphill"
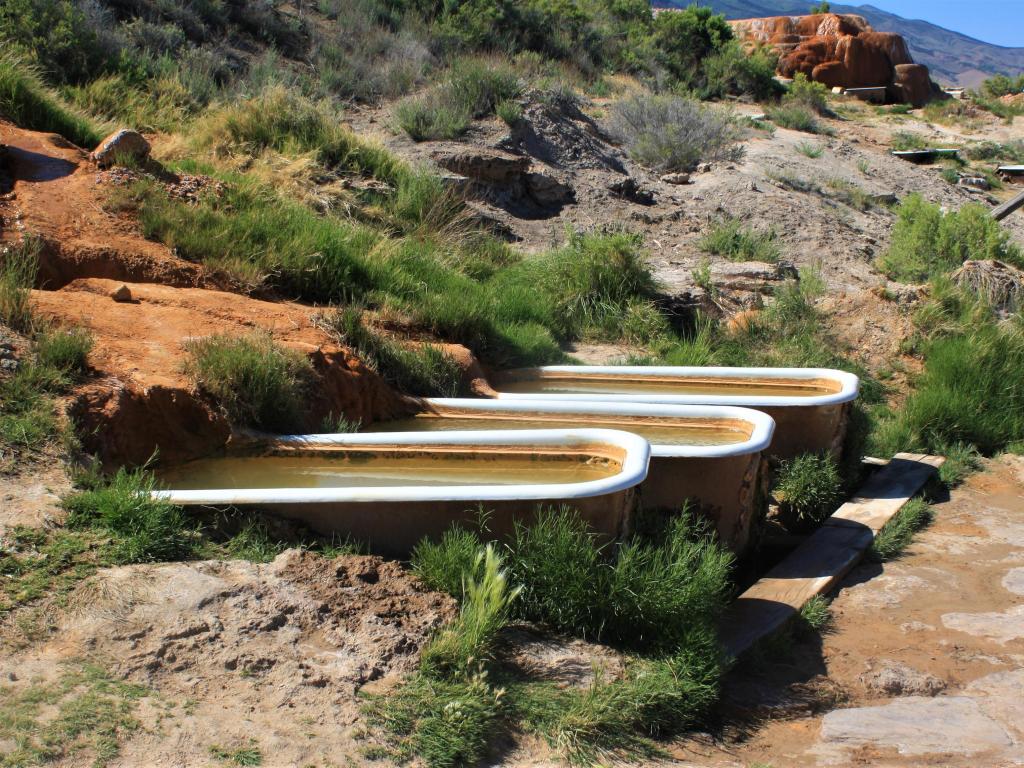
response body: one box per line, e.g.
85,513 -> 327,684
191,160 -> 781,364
154,429 -> 650,555
491,365 -> 860,459
367,399 -> 775,554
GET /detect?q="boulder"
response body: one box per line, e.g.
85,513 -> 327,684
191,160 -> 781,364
889,63 -> 934,107
90,129 -> 150,169
430,147 -> 529,184
110,284 -> 133,302
660,172 -> 691,185
525,170 -> 575,207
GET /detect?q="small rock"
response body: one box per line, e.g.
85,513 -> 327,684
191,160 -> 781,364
860,661 -> 946,697
958,176 -> 990,190
870,192 -> 899,206
431,147 -> 528,184
0,358 -> 18,374
607,176 -> 654,205
90,129 -> 150,169
696,163 -> 712,174
660,172 -> 691,185
110,284 -> 133,303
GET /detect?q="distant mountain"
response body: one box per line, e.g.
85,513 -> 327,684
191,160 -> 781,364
653,1 -> 1024,87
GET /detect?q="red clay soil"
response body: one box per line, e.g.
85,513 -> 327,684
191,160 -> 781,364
32,279 -> 413,466
0,120 -> 215,289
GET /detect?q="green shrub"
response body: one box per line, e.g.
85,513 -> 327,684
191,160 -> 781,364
651,5 -> 733,91
877,194 -> 1023,282
395,95 -> 471,141
0,50 -> 103,148
327,308 -> 466,397
869,498 -> 933,561
979,74 -> 1024,99
890,131 -> 927,151
496,99 -> 522,127
701,41 -> 781,101
36,327 -> 92,376
0,363 -> 59,448
774,453 -> 843,532
784,73 -> 830,114
0,236 -> 39,333
63,468 -> 195,564
768,104 -> 822,133
698,219 -> 780,263
609,94 -> 742,173
183,333 -> 313,432
412,525 -> 484,599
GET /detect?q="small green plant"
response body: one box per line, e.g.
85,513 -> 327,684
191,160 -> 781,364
890,131 -> 927,151
412,525 -> 485,600
774,453 -> 843,532
869,497 -> 933,561
36,327 -> 93,376
768,104 -> 822,133
698,219 -> 780,263
223,518 -> 286,563
62,468 -> 195,564
609,94 -> 743,172
692,258 -> 715,294
0,236 -> 40,333
183,332 -> 314,432
395,95 -> 471,141
826,178 -> 875,211
940,166 -> 960,185
809,1 -> 831,13
795,141 -> 824,158
856,158 -> 871,175
495,99 -> 523,127
798,595 -> 831,632
209,741 -> 263,766
785,73 -> 830,114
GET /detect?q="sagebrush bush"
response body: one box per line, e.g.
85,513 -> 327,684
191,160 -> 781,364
768,104 -> 821,133
63,468 -> 195,564
784,73 -> 830,114
183,333 -> 313,432
877,194 -> 1023,282
698,219 -> 780,263
609,94 -> 743,173
774,453 -> 844,532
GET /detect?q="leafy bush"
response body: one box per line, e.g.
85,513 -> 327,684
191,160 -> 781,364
698,219 -> 780,263
774,453 -> 843,532
979,73 -> 1024,99
496,99 -> 522,126
890,131 -> 927,151
784,72 -> 829,114
651,5 -> 732,91
63,468 -> 195,564
0,50 -> 102,149
609,94 -> 743,173
877,194 -> 1023,282
0,236 -> 39,333
183,333 -> 313,432
395,94 -> 471,141
702,41 -> 781,101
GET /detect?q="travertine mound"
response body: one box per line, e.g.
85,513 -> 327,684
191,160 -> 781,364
729,13 -> 937,106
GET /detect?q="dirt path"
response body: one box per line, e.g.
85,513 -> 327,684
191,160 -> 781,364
669,454 -> 1024,767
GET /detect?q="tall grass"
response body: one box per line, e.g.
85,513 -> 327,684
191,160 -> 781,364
63,468 -> 195,564
183,333 -> 313,432
0,237 -> 40,333
869,498 -> 933,561
325,307 -> 466,397
877,194 -> 1023,282
0,50 -> 103,148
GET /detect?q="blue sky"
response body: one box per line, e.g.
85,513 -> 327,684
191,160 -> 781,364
868,0 -> 1024,47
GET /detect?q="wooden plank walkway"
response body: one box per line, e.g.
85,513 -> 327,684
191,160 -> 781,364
720,453 -> 945,658
992,188 -> 1024,222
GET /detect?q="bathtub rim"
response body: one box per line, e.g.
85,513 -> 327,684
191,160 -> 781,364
417,398 -> 775,459
152,428 -> 651,506
491,365 -> 860,407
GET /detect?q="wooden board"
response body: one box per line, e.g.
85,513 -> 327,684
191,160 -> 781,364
993,188 -> 1024,222
720,453 -> 945,659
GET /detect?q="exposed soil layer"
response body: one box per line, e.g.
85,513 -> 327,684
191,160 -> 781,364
32,278 -> 411,466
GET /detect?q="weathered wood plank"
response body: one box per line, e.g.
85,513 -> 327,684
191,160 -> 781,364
993,188 -> 1024,222
720,453 -> 945,659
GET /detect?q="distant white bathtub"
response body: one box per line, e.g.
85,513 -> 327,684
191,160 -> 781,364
364,399 -> 776,553
154,429 -> 650,555
490,366 -> 860,459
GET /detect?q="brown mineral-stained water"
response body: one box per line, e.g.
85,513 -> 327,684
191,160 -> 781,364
157,451 -> 619,490
496,376 -> 837,398
362,415 -> 749,447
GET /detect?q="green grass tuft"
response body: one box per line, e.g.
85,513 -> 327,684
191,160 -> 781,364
0,236 -> 40,334
795,141 -> 824,158
698,219 -> 780,263
869,497 -> 933,561
183,333 -> 313,433
35,327 -> 93,376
